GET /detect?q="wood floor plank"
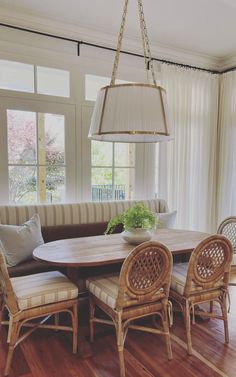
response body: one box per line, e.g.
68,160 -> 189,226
171,313 -> 235,377
126,330 -> 223,377
2,287 -> 236,377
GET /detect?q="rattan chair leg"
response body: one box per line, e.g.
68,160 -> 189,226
5,345 -> 14,376
183,303 -> 192,355
118,345 -> 125,377
0,298 -> 4,331
7,316 -> 13,344
72,303 -> 78,354
116,321 -> 125,377
162,308 -> 173,360
4,321 -> 20,376
89,297 -> 95,343
221,298 -> 229,344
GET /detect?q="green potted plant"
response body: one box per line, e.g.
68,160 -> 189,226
105,203 -> 157,245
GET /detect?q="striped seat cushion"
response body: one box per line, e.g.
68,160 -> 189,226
171,262 -> 189,295
10,271 -> 78,310
86,274 -> 120,309
171,262 -> 225,296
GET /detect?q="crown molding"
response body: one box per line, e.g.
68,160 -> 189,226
0,6 -> 222,71
218,54 -> 236,72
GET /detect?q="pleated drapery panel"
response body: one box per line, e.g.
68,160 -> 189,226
157,65 -> 219,233
217,71 -> 236,224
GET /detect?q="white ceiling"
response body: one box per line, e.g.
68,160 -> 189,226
0,0 -> 236,60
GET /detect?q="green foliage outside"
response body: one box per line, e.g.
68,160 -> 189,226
8,111 -> 64,204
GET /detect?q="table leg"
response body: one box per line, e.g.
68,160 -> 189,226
66,267 -> 79,284
66,267 -> 93,358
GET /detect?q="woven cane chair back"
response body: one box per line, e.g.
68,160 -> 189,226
218,216 -> 236,253
184,235 -> 233,296
117,241 -> 173,308
0,248 -> 18,314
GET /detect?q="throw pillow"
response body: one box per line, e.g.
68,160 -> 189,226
0,214 -> 44,267
156,210 -> 177,229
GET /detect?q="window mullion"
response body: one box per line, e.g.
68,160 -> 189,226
34,65 -> 37,94
38,113 -> 47,203
36,112 -> 39,203
112,142 -> 115,200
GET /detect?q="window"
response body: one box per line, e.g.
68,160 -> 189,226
0,60 -> 34,93
91,141 -> 135,201
37,66 -> 70,97
0,56 -> 75,205
7,109 -> 66,204
0,59 -> 70,98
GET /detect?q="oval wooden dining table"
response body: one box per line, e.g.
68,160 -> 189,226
33,228 -> 209,268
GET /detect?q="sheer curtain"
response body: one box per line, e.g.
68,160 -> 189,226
157,65 -> 219,232
217,71 -> 236,224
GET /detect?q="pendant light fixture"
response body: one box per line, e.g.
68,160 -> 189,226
88,0 -> 172,143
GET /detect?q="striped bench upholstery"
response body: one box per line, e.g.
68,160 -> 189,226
11,271 -> 78,310
0,199 -> 168,227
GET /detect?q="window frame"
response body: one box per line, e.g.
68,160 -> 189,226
91,141 -> 136,201
0,97 -> 76,204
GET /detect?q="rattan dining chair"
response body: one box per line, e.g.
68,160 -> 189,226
217,216 -> 236,285
0,249 -> 79,376
170,235 -> 232,355
86,241 -> 173,377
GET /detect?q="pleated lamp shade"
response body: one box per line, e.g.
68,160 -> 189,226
88,83 -> 172,143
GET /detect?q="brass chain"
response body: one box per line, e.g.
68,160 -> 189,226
110,0 -> 129,85
137,0 -> 157,85
137,0 -> 149,81
111,0 -> 157,86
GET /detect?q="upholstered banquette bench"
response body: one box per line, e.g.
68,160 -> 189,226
0,199 -> 168,291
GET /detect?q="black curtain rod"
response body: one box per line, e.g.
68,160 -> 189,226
0,22 -> 233,75
79,41 -> 219,74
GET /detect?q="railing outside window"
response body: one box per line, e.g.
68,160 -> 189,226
92,184 -> 125,201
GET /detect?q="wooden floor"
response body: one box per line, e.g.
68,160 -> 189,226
1,281 -> 236,377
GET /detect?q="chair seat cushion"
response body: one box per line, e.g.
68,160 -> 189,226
10,271 -> 78,311
86,274 -> 120,309
171,261 -> 226,296
171,262 -> 189,295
